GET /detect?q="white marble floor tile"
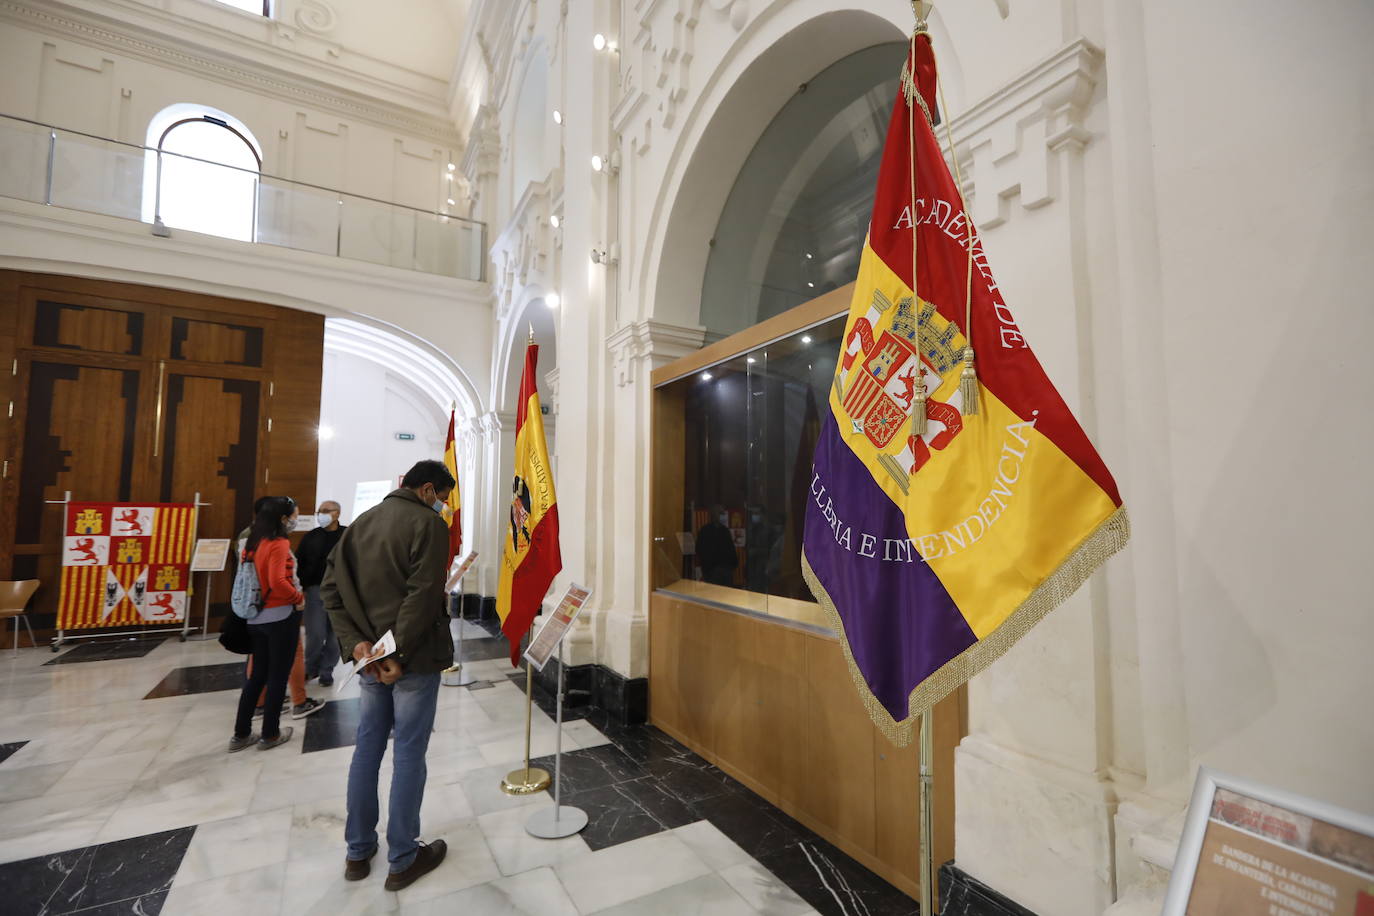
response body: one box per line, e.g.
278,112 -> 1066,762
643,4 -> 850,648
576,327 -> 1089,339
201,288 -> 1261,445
0,785 -> 127,863
393,817 -> 502,906
288,793 -> 351,860
589,873 -> 758,916
97,781 -> 251,843
400,865 -> 580,916
477,728 -> 580,767
554,830 -> 712,913
162,860 -> 286,915
174,807 -> 293,886
45,747 -> 159,795
252,768 -> 355,813
476,798 -> 594,877
719,860 -> 816,916
672,820 -> 758,872
0,759 -> 74,803
279,846 -> 401,916
561,718 -> 612,749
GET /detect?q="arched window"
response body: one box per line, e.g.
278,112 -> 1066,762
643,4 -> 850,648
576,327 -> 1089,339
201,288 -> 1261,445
143,104 -> 262,242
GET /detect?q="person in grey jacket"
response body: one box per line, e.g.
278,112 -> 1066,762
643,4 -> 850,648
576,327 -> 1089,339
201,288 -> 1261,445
322,460 -> 455,891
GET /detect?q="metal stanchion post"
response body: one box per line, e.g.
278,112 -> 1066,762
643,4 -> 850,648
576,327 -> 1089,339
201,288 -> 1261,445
524,638 -> 587,838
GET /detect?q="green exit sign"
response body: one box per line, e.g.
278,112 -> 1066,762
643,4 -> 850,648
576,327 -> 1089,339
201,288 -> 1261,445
395,433 -> 415,441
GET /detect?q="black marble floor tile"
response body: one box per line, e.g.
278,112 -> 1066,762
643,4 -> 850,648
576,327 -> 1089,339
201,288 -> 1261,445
302,696 -> 361,754
562,775 -> 699,852
755,837 -> 919,916
641,752 -> 745,805
600,723 -> 692,766
0,825 -> 193,916
0,740 -> 28,765
44,638 -> 167,666
528,744 -> 645,795
939,862 -> 1039,916
76,890 -> 168,915
688,785 -> 805,854
509,671 -> 591,723
142,662 -> 245,699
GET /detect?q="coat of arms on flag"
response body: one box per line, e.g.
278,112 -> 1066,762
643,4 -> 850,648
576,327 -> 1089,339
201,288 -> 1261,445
58,502 -> 196,629
801,26 -> 1128,745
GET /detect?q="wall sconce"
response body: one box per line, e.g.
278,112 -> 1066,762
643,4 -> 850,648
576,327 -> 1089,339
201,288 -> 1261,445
589,244 -> 619,266
550,214 -> 561,229
591,150 -> 620,175
553,109 -> 563,125
593,33 -> 618,53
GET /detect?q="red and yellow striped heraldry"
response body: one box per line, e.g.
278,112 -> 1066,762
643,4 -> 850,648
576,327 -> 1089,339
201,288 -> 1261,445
496,342 -> 562,664
58,502 -> 195,629
442,409 -> 463,567
801,31 -> 1129,744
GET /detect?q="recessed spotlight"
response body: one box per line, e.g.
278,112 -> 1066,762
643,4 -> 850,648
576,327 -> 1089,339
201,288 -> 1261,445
700,372 -> 713,381
547,292 -> 561,308
801,335 -> 812,345
805,252 -> 814,259
591,154 -> 604,172
593,33 -> 607,51
807,281 -> 815,288
746,357 -> 756,365
550,214 -> 560,228
553,109 -> 563,124
447,163 -> 455,172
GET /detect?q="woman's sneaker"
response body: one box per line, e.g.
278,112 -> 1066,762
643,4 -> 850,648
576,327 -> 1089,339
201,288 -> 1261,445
292,697 -> 326,719
257,727 -> 293,750
228,733 -> 257,753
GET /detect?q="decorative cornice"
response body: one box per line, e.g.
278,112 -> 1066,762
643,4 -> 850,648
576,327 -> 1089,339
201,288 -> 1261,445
606,319 -> 705,388
0,1 -> 463,146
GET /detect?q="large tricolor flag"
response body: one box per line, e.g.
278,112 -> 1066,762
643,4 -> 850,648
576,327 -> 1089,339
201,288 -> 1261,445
496,341 -> 562,664
442,408 -> 463,567
802,28 -> 1128,744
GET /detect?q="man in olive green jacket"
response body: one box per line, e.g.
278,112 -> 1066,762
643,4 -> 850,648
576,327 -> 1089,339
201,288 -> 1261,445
321,459 -> 455,892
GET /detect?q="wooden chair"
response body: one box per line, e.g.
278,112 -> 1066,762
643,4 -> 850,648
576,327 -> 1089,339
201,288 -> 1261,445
0,580 -> 39,655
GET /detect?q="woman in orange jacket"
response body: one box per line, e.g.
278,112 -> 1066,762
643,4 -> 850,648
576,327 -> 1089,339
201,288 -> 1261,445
229,496 -> 308,751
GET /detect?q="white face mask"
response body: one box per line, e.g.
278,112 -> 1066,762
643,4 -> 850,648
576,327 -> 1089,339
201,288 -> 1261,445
316,512 -> 334,527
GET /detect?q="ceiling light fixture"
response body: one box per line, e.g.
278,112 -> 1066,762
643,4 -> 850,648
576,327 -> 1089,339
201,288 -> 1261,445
801,335 -> 813,345
593,33 -> 606,50
446,198 -> 456,206
553,109 -> 563,124
591,154 -> 604,172
550,214 -> 561,228
700,372 -> 713,381
546,292 -> 561,308
447,162 -> 455,172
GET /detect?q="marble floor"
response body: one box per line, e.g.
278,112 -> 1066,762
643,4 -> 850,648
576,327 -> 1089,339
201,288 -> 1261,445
0,623 -> 919,916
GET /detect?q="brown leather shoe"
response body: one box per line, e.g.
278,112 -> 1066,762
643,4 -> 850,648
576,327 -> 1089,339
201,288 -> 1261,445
383,840 -> 447,892
344,848 -> 375,881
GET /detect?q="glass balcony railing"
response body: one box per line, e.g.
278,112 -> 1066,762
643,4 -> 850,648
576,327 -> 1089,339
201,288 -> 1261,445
0,113 -> 486,282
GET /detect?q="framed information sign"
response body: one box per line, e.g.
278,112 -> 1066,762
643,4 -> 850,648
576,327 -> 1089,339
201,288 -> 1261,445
1164,768 -> 1374,915
524,584 -> 590,671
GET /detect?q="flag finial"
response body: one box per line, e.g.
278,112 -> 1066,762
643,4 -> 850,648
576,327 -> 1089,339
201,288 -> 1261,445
912,1 -> 933,29
528,323 -> 534,344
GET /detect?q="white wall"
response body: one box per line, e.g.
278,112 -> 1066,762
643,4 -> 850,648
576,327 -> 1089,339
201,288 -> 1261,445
316,349 -> 447,524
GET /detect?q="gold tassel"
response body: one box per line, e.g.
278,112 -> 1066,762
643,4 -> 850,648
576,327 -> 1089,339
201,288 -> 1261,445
959,346 -> 980,416
912,384 -> 928,436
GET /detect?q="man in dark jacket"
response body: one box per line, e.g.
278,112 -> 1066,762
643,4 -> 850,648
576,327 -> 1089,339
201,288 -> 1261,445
322,460 -> 455,892
298,499 -> 344,686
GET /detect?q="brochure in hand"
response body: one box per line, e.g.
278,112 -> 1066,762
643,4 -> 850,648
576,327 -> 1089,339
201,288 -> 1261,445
335,629 -> 397,695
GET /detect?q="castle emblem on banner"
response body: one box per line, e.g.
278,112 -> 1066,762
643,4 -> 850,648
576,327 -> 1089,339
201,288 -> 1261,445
836,291 -> 967,486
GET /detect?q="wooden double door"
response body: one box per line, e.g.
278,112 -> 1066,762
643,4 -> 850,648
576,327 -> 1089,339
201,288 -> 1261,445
0,272 -> 323,634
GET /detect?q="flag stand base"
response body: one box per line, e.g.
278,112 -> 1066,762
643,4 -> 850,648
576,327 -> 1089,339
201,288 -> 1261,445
502,766 -> 550,795
441,663 -> 477,687
526,639 -> 586,839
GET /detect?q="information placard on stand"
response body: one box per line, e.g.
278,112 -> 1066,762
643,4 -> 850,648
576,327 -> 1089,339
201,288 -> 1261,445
1163,767 -> 1374,915
524,584 -> 590,671
190,539 -> 230,572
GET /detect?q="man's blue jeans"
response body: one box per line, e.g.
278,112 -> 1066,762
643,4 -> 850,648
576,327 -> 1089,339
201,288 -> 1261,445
345,669 -> 441,872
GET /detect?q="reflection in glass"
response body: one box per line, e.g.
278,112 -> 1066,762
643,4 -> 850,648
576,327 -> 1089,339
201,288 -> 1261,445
670,316 -> 846,607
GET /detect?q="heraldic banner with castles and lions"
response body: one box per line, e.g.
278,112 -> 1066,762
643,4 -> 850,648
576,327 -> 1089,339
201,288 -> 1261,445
59,502 -> 196,629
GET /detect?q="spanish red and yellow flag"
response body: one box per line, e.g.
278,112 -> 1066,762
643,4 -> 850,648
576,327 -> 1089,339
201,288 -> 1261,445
442,408 -> 463,567
802,27 -> 1128,744
497,341 -> 561,663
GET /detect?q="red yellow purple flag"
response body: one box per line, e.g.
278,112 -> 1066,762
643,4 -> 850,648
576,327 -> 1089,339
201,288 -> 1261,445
442,408 -> 463,567
801,27 -> 1128,745
496,341 -> 562,664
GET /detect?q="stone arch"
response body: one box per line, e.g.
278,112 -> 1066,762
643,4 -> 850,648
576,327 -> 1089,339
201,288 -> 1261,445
640,2 -> 965,330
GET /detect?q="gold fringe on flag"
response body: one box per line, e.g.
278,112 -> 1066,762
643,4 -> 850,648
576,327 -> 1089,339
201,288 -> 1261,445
802,506 -> 1130,746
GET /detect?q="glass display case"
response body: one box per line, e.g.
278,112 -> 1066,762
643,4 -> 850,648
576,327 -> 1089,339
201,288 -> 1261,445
651,303 -> 848,632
